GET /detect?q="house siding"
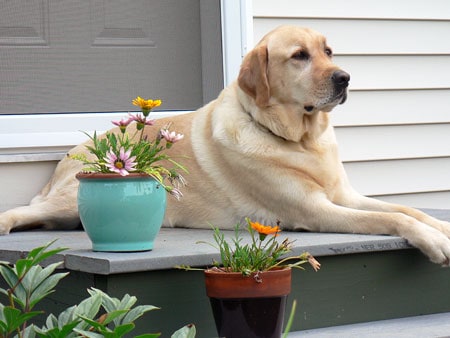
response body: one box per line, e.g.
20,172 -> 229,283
253,0 -> 450,208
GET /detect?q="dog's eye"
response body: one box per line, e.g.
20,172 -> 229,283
292,50 -> 309,61
325,48 -> 333,57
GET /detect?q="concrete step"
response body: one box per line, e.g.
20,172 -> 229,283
0,208 -> 449,335
289,312 -> 450,338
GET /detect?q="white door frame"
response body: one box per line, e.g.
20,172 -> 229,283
220,0 -> 253,86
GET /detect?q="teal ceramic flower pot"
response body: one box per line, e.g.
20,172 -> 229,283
76,172 -> 166,252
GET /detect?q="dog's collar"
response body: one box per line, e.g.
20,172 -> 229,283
244,109 -> 289,142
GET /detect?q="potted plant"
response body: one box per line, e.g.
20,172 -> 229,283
178,218 -> 321,338
71,97 -> 187,252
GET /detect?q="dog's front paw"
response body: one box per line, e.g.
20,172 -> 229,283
0,213 -> 13,235
0,224 -> 12,235
415,228 -> 450,267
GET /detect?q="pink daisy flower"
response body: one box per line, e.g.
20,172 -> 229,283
160,129 -> 184,143
104,147 -> 137,176
129,113 -> 156,130
112,117 -> 133,133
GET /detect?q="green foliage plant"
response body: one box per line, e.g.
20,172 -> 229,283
178,218 -> 321,276
0,240 -> 195,338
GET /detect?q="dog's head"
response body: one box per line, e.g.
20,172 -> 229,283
238,26 -> 349,115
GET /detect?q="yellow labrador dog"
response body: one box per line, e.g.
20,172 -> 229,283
1,26 -> 450,265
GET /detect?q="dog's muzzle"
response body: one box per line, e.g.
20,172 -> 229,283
304,70 -> 350,112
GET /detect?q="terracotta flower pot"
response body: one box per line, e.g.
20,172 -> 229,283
76,172 -> 166,252
204,267 -> 292,338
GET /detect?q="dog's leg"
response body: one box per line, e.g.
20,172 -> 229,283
294,197 -> 450,266
0,207 -> 79,234
0,175 -> 80,234
0,198 -> 80,234
0,203 -> 80,235
338,191 -> 450,238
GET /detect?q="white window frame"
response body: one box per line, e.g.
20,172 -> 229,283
0,0 -> 252,164
0,111 -> 181,163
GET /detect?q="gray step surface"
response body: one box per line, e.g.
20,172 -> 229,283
0,228 -> 412,274
289,312 -> 450,338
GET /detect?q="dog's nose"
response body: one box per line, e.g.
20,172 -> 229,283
332,70 -> 350,89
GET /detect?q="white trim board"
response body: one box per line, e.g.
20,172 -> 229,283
0,111 -> 188,161
220,0 -> 253,86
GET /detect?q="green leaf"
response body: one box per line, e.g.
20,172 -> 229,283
72,330 -> 104,338
44,313 -> 59,329
75,292 -> 102,320
26,240 -> 67,267
112,323 -> 135,336
0,320 -> 8,334
72,329 -> 104,338
48,293 -> 103,334
18,323 -> 37,338
171,324 -> 196,338
88,288 -> 119,315
34,320 -> 81,338
55,305 -> 76,327
117,294 -> 137,313
77,315 -> 105,331
122,305 -> 159,324
101,310 -> 129,326
2,306 -> 42,333
24,262 -> 63,290
58,325 -> 81,337
14,258 -> 30,277
89,288 -> 132,326
30,247 -> 67,266
0,264 -> 20,289
29,271 -> 69,309
0,265 -> 27,309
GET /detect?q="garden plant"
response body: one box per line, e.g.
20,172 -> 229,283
0,240 -> 195,338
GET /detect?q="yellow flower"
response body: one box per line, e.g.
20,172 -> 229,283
249,221 -> 281,236
132,96 -> 162,111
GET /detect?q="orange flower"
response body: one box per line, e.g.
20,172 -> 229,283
249,221 -> 281,236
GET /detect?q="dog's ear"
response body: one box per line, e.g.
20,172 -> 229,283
238,44 -> 270,107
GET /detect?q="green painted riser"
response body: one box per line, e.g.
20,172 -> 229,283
30,249 -> 450,337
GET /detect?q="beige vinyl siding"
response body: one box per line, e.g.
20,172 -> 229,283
253,0 -> 450,208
